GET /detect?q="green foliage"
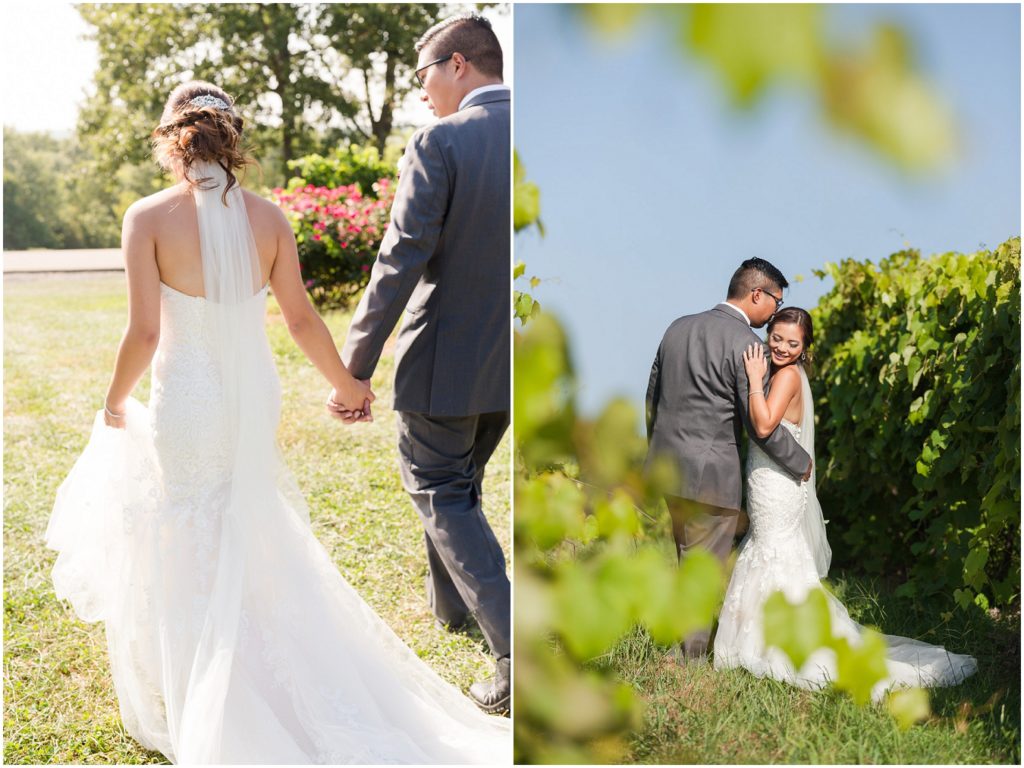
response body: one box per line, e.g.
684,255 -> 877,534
77,4 -> 450,180
2,128 -> 134,249
514,311 -> 725,763
514,150 -> 543,235
887,686 -> 931,730
606,576 -> 1017,763
764,588 -> 902,708
686,4 -> 821,103
513,151 -> 543,326
3,129 -> 64,250
284,144 -> 398,195
9,5 -> 452,250
577,4 -> 955,171
810,238 -> 1021,610
763,588 -> 835,670
319,4 -> 451,153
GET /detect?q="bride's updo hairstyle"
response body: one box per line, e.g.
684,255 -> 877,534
768,307 -> 814,365
152,81 -> 252,203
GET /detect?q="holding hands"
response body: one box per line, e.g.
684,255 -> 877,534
326,377 -> 375,424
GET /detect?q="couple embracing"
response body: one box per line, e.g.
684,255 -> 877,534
46,14 -> 510,765
646,258 -> 977,699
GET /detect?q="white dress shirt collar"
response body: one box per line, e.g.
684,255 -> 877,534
459,83 -> 510,111
718,301 -> 751,327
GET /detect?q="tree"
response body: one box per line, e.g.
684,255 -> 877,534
2,128 -> 124,249
76,3 -> 455,181
320,4 -> 446,152
3,129 -> 63,250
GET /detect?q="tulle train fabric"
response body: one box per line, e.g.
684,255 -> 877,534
714,385 -> 977,702
46,164 -> 509,763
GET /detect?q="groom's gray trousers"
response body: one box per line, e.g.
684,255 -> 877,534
396,410 -> 510,660
666,496 -> 740,658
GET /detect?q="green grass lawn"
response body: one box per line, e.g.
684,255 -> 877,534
599,550 -> 1020,764
3,272 -> 510,764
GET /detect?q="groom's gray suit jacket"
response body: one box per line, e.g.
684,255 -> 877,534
341,90 -> 510,417
645,305 -> 810,510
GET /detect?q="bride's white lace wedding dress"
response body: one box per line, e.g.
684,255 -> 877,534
45,165 -> 509,764
713,366 -> 977,701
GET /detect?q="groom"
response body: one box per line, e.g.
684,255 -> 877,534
328,13 -> 510,714
645,258 -> 812,660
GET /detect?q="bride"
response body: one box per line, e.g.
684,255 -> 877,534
713,307 -> 977,701
45,81 -> 509,764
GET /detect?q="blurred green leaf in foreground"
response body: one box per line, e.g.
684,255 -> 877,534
578,4 -> 956,172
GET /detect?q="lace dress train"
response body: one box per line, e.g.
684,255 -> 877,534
713,419 -> 977,702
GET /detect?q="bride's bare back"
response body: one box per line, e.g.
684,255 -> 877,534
131,183 -> 280,297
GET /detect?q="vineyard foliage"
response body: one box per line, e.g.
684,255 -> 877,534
514,312 -> 725,763
513,310 -> 921,761
810,238 -> 1021,611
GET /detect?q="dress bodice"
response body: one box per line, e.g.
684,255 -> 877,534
745,419 -> 806,543
149,282 -> 277,502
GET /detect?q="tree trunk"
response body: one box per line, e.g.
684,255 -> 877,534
373,55 -> 396,154
264,5 -> 293,179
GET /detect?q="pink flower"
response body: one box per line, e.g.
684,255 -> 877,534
313,234 -> 321,241
361,264 -> 370,272
304,279 -> 315,288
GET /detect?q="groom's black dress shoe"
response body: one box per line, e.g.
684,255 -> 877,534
469,656 -> 510,715
667,644 -> 710,668
435,615 -> 471,632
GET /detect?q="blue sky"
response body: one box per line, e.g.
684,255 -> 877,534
514,3 -> 1021,416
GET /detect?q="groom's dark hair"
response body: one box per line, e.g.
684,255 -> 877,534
727,258 -> 789,299
416,13 -> 503,80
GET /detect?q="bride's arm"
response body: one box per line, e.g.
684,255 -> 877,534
268,208 -> 374,412
103,203 -> 161,428
742,344 -> 800,438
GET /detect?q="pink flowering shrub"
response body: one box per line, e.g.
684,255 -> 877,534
271,178 -> 395,309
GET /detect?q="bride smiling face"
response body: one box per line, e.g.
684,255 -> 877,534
767,323 -> 805,368
766,307 -> 814,370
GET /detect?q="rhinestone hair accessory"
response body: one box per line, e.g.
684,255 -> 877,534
188,94 -> 230,110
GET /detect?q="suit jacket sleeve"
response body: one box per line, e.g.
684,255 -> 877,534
734,344 -> 811,479
341,127 -> 450,379
645,342 -> 662,442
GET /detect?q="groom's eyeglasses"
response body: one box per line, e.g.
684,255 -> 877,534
755,287 -> 784,310
415,53 -> 455,87
415,53 -> 471,87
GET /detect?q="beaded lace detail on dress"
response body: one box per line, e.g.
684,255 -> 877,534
713,421 -> 977,700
